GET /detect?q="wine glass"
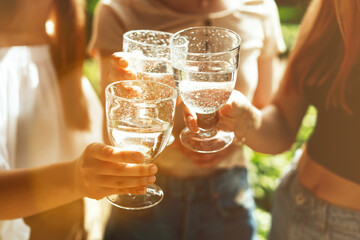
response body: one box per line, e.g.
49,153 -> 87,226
105,80 -> 177,210
170,26 -> 241,153
122,30 -> 176,145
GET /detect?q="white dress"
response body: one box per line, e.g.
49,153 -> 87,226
0,45 -> 103,239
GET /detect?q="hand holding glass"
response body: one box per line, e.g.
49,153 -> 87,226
170,26 -> 241,153
105,80 -> 177,210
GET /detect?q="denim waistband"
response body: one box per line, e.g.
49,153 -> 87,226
156,167 -> 249,201
289,167 -> 360,236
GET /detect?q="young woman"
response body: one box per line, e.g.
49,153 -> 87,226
89,0 -> 285,239
0,0 -> 157,239
185,0 -> 360,239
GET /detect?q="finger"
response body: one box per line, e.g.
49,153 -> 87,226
185,115 -> 198,133
108,68 -> 136,82
93,161 -> 158,176
112,52 -> 129,68
217,104 -> 238,131
182,104 -> 193,119
118,82 -> 143,99
92,175 -> 156,189
85,143 -> 144,163
217,116 -> 238,132
176,96 -> 182,106
218,103 -> 232,116
183,105 -> 198,132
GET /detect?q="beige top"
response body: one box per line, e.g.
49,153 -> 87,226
89,0 -> 285,57
89,0 -> 285,177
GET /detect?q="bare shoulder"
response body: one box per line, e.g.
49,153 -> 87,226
0,0 -> 53,45
0,0 -> 53,26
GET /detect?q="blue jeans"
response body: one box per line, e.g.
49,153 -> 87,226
104,167 -> 256,240
269,165 -> 360,240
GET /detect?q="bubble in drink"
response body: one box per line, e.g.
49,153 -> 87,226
136,72 -> 175,88
181,88 -> 232,113
173,61 -> 236,114
107,118 -> 172,162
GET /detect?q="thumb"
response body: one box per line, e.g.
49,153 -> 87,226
85,143 -> 144,163
112,51 -> 131,68
183,104 -> 198,132
219,104 -> 232,116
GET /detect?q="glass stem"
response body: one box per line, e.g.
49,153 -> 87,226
196,112 -> 218,138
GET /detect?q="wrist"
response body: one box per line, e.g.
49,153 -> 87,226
233,104 -> 262,140
251,105 -> 262,131
67,159 -> 84,200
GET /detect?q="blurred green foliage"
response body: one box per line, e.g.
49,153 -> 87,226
85,0 -> 99,45
278,5 -> 306,23
84,58 -> 100,95
280,24 -> 299,58
277,4 -> 305,58
254,208 -> 272,240
86,0 -> 98,13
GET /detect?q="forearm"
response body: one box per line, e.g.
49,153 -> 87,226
0,141 -> 159,220
252,57 -> 277,109
241,67 -> 308,154
244,105 -> 296,154
0,160 -> 81,220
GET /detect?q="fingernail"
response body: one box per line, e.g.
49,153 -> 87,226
124,71 -> 135,79
149,165 -> 158,174
147,176 -> 156,183
118,59 -> 128,67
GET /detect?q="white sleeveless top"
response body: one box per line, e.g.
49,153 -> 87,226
0,45 -> 103,239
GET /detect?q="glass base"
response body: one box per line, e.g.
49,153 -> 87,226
107,184 -> 164,210
180,127 -> 234,153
